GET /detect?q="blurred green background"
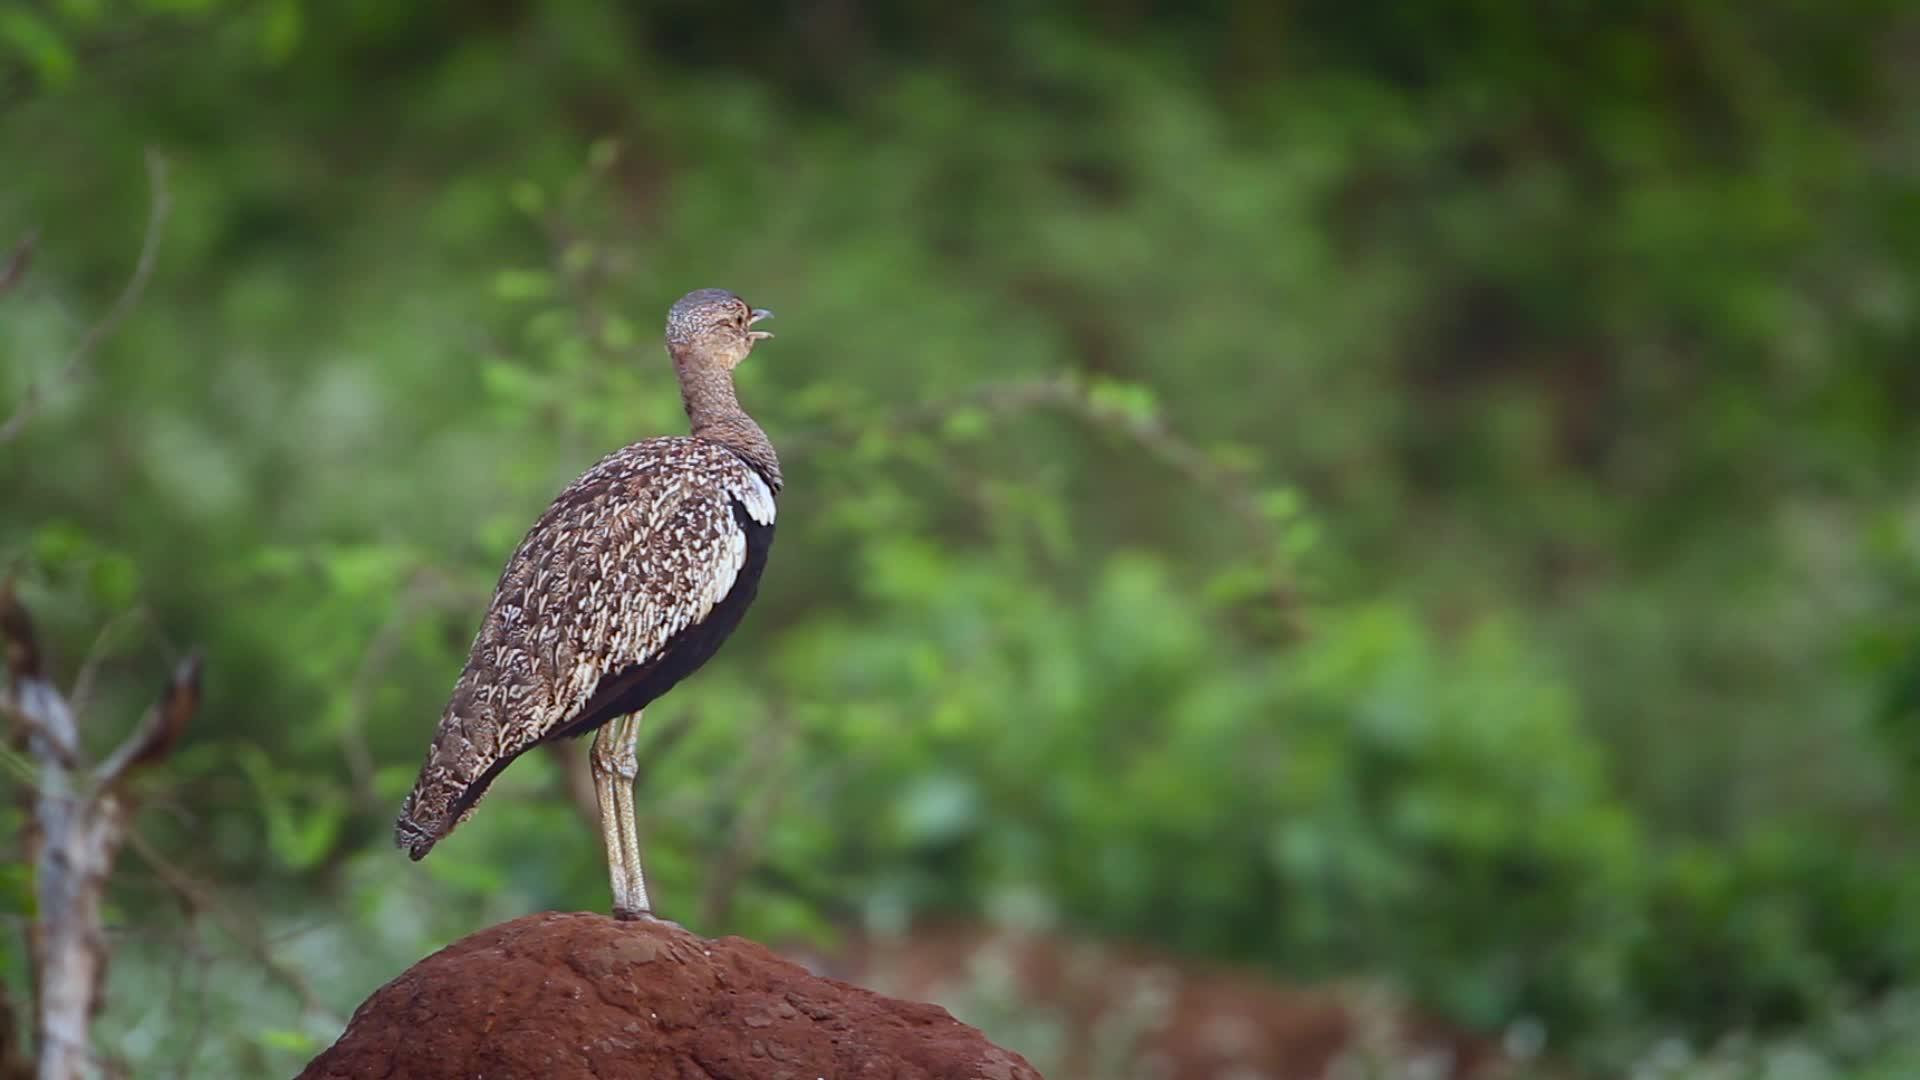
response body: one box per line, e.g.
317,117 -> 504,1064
3,1 -> 1919,1076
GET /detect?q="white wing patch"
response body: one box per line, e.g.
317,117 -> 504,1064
688,499 -> 749,630
407,435 -> 779,844
544,457 -> 763,734
733,466 -> 777,526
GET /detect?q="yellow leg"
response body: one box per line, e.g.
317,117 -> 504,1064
589,713 -> 650,918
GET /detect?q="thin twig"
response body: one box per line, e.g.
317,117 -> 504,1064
125,830 -> 344,1027
4,583 -> 204,1077
95,651 -> 202,787
338,569 -> 481,808
0,230 -> 36,297
163,911 -> 214,1080
777,377 -> 1066,457
0,981 -> 29,1080
551,741 -> 601,830
0,150 -> 172,445
698,712 -> 796,927
0,573 -> 44,682
1,577 -> 78,764
787,375 -> 1309,633
69,608 -> 150,730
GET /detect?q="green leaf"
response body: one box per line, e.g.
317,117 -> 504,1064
1281,519 -> 1319,557
54,0 -> 105,24
373,764 -> 418,800
33,520 -> 93,565
260,0 -> 301,61
509,180 -> 546,216
491,268 -> 553,300
256,1029 -> 318,1053
1085,377 -> 1158,426
1256,487 -> 1303,522
88,552 -> 139,607
601,314 -> 636,349
237,744 -> 346,871
0,859 -> 34,918
896,773 -> 981,845
941,406 -> 990,441
0,6 -> 76,87
481,360 -> 537,404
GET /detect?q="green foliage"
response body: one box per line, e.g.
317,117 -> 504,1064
3,2 -> 1918,1074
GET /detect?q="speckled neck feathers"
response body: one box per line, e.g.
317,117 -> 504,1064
673,350 -> 782,493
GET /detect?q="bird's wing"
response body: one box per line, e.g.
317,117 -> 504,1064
472,439 -> 776,757
396,438 -> 775,855
540,451 -> 777,741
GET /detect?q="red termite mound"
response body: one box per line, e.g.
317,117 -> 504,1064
296,911 -> 1042,1080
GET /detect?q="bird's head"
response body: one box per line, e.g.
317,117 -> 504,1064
665,288 -> 773,370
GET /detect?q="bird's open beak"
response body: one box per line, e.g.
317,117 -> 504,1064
748,308 -> 774,341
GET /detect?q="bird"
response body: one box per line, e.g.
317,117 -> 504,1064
394,287 -> 781,920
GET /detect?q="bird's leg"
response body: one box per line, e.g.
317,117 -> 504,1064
589,713 -> 650,919
588,721 -> 630,915
610,711 -> 651,918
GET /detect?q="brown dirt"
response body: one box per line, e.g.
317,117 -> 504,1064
804,922 -> 1519,1080
296,911 -> 1043,1080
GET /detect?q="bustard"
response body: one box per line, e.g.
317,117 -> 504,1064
395,288 -> 780,919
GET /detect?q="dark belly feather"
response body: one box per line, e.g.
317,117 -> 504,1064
440,504 -> 773,831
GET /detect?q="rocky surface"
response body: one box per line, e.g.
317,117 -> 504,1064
297,911 -> 1042,1080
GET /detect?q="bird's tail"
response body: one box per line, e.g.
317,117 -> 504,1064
394,711 -> 489,861
394,774 -> 457,861
393,787 -> 446,861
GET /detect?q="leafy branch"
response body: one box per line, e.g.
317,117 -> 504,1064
0,150 -> 171,445
788,373 -> 1313,636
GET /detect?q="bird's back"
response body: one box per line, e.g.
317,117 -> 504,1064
395,435 -> 777,858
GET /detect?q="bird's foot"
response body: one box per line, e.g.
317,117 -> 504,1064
612,906 -> 683,931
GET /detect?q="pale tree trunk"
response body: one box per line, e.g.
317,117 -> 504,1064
2,583 -> 200,1080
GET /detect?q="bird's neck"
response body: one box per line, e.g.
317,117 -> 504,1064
674,353 -> 783,493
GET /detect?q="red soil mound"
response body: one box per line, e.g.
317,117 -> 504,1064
297,911 -> 1041,1080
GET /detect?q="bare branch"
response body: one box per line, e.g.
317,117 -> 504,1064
0,150 -> 172,445
95,652 -> 202,789
337,569 -> 484,809
788,375 -> 1310,635
698,714 -> 796,928
0,575 -> 44,682
16,691 -> 104,1080
0,230 -> 36,297
0,983 -> 30,1080
125,831 -> 344,1028
1,577 -> 77,764
64,148 -> 171,365
2,585 -> 202,1078
550,741 -> 600,831
633,710 -> 698,793
68,609 -> 149,729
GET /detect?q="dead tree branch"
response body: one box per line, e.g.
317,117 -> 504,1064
0,580 -> 201,1080
0,151 -> 171,445
0,231 -> 36,297
0,984 -> 30,1080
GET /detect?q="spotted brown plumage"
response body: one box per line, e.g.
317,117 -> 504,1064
395,288 -> 780,918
